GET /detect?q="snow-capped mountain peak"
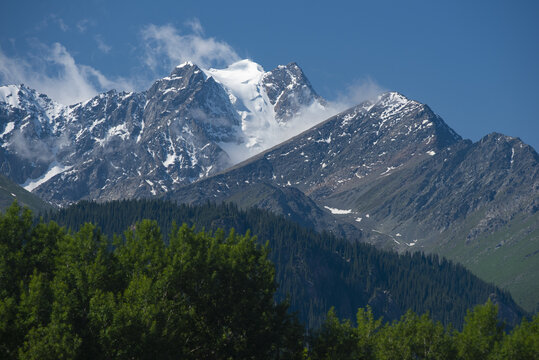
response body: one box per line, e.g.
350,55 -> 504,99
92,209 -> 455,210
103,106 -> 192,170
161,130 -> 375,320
0,84 -> 23,108
176,61 -> 194,68
0,59 -> 329,205
0,84 -> 65,116
197,59 -> 329,162
261,62 -> 326,122
204,59 -> 277,150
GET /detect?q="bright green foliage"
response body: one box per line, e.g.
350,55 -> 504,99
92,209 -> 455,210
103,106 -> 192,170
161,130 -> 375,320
0,202 -> 303,359
310,307 -> 457,360
375,310 -> 455,360
115,219 -> 165,278
355,306 -> 383,359
309,307 -> 360,360
310,306 -> 383,360
18,321 -> 82,360
308,303 -> 539,360
492,314 -> 539,360
457,300 -> 503,360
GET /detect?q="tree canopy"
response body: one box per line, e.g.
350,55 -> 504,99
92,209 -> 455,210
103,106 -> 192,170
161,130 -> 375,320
1,202 -> 302,359
1,201 -> 537,359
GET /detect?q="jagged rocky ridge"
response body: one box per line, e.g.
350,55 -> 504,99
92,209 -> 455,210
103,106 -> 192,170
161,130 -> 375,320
163,92 -> 539,312
165,91 -> 537,252
0,61 -> 325,206
165,92 -> 465,239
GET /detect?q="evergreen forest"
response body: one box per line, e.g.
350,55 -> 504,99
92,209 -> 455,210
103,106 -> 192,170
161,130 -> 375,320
0,201 -> 535,359
44,199 -> 523,329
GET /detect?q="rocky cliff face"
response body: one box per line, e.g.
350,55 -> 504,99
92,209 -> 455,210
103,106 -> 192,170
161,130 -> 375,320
166,90 -> 538,251
261,62 -> 326,122
164,92 -> 538,311
166,91 -> 464,240
0,61 -> 324,206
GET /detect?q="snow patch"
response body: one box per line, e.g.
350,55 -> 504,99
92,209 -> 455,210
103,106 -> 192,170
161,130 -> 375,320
176,61 -> 193,69
0,85 -> 21,108
316,136 -> 332,144
163,153 -> 177,167
205,60 -> 274,146
407,239 -> 418,247
324,206 -> 352,215
22,162 -> 73,191
107,123 -> 129,140
205,59 -> 332,164
0,122 -> 15,137
381,166 -> 396,176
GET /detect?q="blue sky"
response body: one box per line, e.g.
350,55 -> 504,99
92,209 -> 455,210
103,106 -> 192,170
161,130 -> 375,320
1,0 -> 538,150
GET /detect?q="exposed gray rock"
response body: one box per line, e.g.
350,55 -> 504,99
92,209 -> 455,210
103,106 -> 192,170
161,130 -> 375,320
261,62 -> 326,122
0,62 -> 324,206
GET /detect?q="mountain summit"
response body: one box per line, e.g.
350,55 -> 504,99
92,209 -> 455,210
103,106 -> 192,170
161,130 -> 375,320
163,90 -> 538,312
0,60 -> 326,205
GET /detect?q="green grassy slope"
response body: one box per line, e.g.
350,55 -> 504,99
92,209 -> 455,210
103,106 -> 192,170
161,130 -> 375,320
0,174 -> 53,214
433,212 -> 539,313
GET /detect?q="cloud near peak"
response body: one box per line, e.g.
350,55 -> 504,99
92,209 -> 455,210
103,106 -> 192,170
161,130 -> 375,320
0,20 -> 384,111
0,21 -> 241,105
0,42 -> 134,105
141,23 -> 240,72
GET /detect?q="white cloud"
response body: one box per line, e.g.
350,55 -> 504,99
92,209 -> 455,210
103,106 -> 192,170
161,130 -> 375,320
141,23 -> 240,72
218,77 -> 386,164
185,18 -> 204,36
9,130 -> 54,162
0,22 -> 241,105
271,78 -> 386,150
332,77 -> 386,109
0,43 -> 134,105
36,14 -> 69,32
95,35 -> 112,53
77,19 -> 90,33
56,17 -> 69,32
0,18 -> 385,142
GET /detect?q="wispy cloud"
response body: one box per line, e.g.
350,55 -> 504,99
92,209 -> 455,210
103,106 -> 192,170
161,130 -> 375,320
9,130 -> 55,163
56,17 -> 69,32
141,23 -> 240,72
36,14 -> 69,32
95,34 -> 112,53
335,77 -> 386,107
0,21 -> 242,104
0,43 -> 134,105
0,18 -> 384,123
219,77 -> 386,165
185,18 -> 204,36
76,19 -> 91,33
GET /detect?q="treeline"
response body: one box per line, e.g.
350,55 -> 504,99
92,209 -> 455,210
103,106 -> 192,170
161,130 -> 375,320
2,202 -> 537,359
44,199 -> 524,329
310,302 -> 538,359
